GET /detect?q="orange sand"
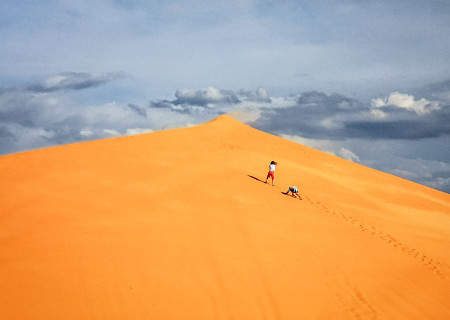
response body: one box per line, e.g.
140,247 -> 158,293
1,115 -> 449,319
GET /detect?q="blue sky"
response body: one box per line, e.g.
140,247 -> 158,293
1,0 -> 450,192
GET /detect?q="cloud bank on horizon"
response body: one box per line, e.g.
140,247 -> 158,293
1,73 -> 450,193
1,0 -> 450,193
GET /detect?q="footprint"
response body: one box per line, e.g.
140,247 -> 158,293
304,198 -> 450,281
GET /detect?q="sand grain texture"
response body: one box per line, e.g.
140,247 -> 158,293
1,115 -> 449,319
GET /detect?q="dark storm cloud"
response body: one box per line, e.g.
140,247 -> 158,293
149,87 -> 240,115
174,87 -> 240,106
345,106 -> 450,140
248,91 -> 365,139
149,87 -> 271,114
250,91 -> 450,141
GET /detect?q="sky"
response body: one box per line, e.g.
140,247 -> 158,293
1,0 -> 450,193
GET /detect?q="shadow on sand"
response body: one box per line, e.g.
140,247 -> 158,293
247,175 -> 266,183
281,192 -> 302,200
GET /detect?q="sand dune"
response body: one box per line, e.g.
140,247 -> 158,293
1,115 -> 449,319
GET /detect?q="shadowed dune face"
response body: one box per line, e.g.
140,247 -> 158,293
1,115 -> 450,319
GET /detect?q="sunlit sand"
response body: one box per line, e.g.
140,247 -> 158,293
1,115 -> 449,319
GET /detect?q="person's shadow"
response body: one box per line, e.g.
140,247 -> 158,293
281,191 -> 302,200
247,175 -> 266,183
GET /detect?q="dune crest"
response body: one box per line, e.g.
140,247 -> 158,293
1,115 -> 449,319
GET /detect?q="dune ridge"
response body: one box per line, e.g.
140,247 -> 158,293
1,115 -> 449,319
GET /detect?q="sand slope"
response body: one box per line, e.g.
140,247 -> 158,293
1,115 -> 449,319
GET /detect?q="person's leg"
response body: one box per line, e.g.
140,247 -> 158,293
267,171 -> 274,184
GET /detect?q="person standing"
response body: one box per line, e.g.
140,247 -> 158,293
265,161 -> 277,186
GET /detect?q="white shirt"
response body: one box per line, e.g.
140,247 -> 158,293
269,164 -> 276,171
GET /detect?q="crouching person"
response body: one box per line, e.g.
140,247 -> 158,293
284,186 -> 302,199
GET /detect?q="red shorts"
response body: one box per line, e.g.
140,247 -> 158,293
267,171 -> 275,179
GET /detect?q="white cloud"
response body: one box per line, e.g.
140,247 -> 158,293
80,130 -> 93,137
371,97 -> 386,108
370,108 -> 388,119
125,128 -> 153,136
338,147 -> 360,162
103,129 -> 121,136
371,92 -> 440,115
176,86 -> 221,102
238,87 -> 271,103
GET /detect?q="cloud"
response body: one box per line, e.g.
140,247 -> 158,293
1,77 -> 449,193
250,90 -> 450,140
80,129 -> 93,137
237,88 -> 272,103
26,72 -> 127,93
383,157 -> 450,193
2,0 -> 450,105
427,177 -> 450,191
415,79 -> 450,104
279,134 -> 450,193
247,89 -> 450,193
371,92 -> 439,115
127,103 -> 147,117
1,0 -> 450,195
125,128 -> 153,136
0,73 -> 150,154
149,87 -> 271,116
346,105 -> 450,140
174,87 -> 240,106
3,79 -> 272,156
339,147 -> 360,162
103,129 -> 121,136
0,89 -> 73,128
249,91 -> 366,139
